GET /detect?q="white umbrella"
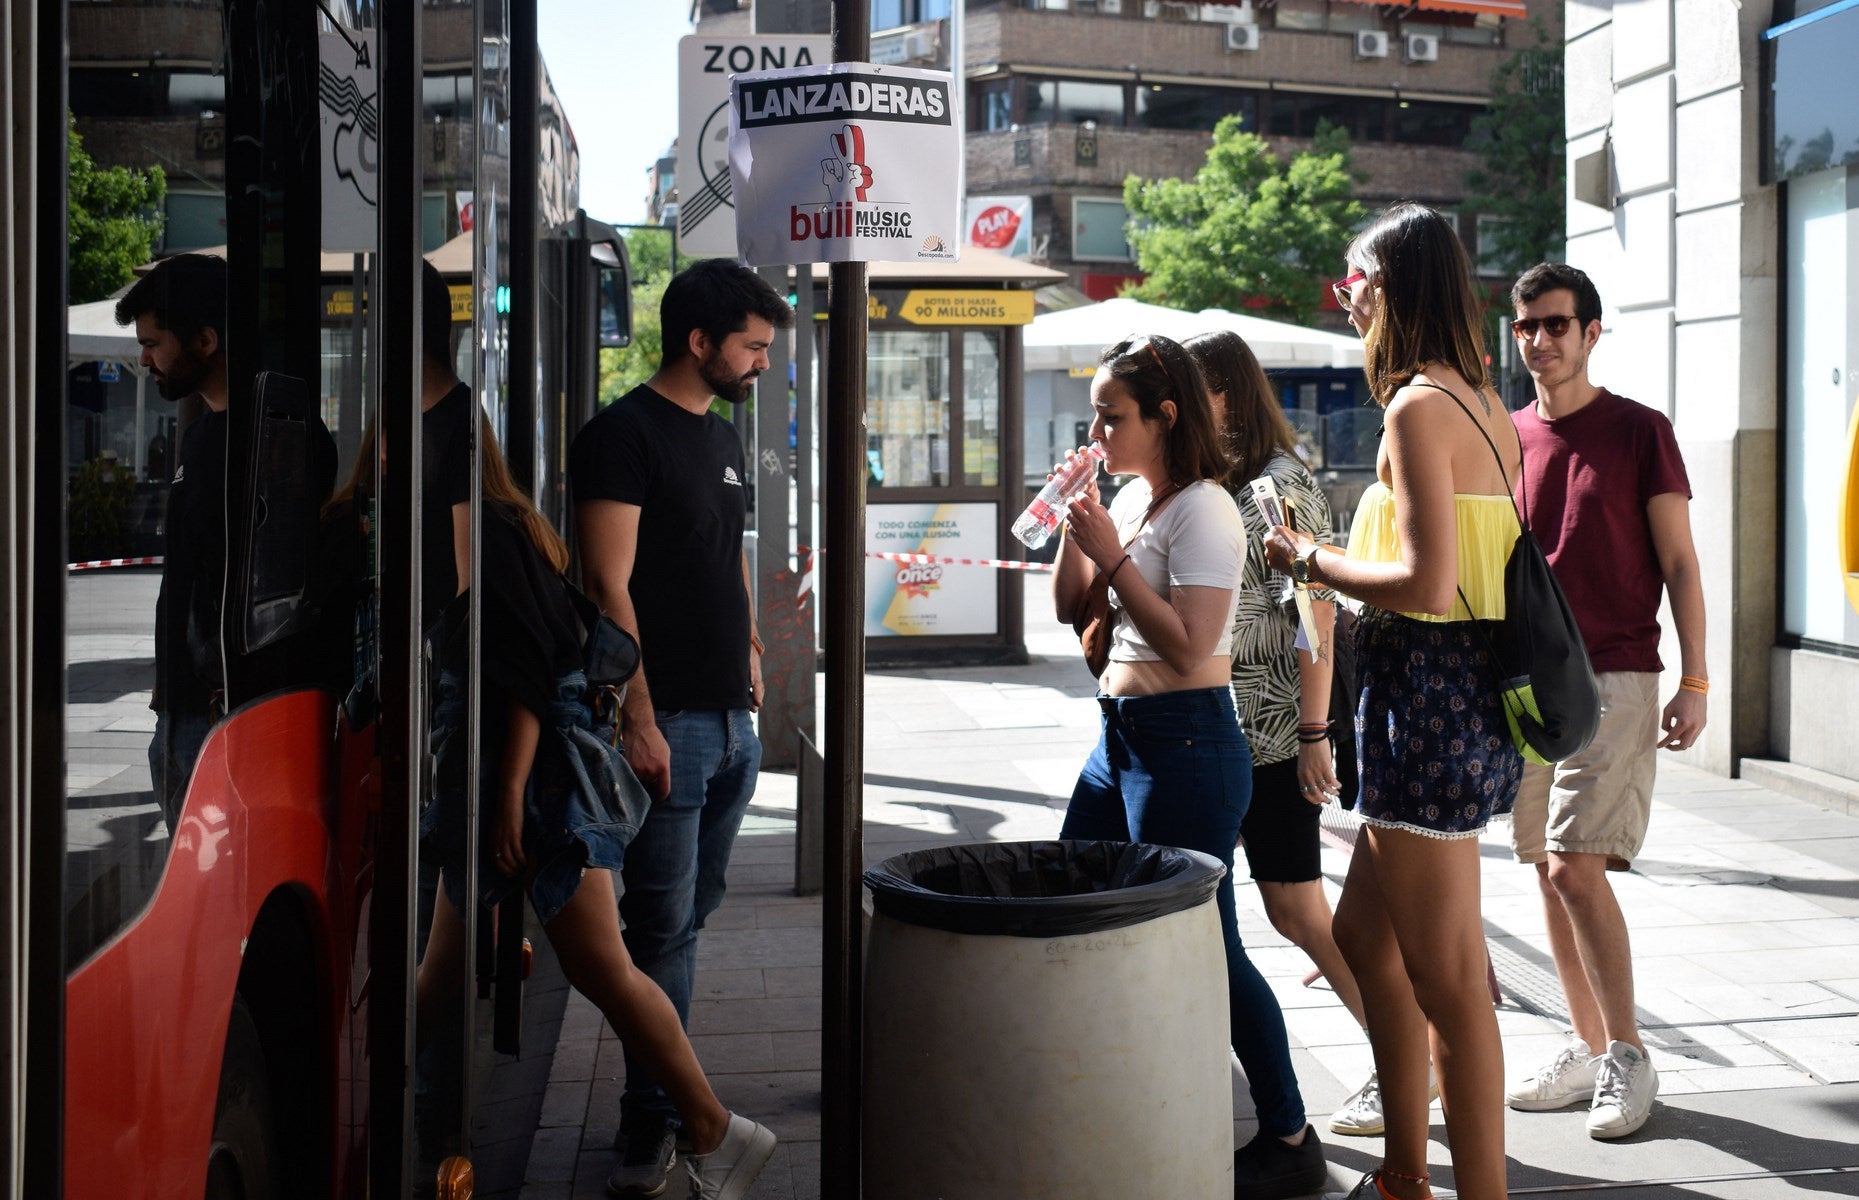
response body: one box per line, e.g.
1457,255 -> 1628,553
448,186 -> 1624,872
1022,297 -> 1208,370
1197,308 -> 1363,370
68,297 -> 154,477
68,297 -> 142,363
1025,296 -> 1363,372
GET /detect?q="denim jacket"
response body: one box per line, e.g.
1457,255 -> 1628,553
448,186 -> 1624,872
424,667 -> 653,923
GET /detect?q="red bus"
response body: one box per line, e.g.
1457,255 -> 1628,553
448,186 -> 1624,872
8,3 -> 631,1195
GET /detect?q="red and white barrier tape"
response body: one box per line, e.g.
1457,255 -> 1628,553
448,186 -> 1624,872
67,556 -> 165,572
864,550 -> 1053,572
788,545 -> 1054,581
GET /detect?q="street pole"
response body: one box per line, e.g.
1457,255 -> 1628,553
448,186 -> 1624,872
823,0 -> 869,1193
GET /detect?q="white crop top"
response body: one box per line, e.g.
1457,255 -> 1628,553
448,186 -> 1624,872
1105,478 -> 1245,663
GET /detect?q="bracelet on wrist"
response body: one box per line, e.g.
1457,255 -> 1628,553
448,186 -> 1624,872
1679,675 -> 1708,696
750,631 -> 765,655
1105,553 -> 1132,588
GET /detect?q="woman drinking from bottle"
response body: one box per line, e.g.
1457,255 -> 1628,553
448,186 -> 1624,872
1053,333 -> 1327,1199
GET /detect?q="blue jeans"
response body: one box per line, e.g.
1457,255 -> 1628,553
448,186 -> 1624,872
618,706 -> 761,1134
148,709 -> 212,835
1060,687 -> 1307,1138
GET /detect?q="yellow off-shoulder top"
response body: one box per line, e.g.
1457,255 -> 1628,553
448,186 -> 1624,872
1344,481 -> 1520,622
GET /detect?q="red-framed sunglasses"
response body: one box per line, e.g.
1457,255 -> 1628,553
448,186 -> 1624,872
1332,270 -> 1366,309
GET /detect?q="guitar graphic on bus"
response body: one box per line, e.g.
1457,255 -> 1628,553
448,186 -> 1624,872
320,58 -> 378,209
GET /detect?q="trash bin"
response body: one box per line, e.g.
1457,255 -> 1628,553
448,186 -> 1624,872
862,840 -> 1233,1200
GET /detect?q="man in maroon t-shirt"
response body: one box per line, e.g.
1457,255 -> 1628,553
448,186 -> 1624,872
1500,263 -> 1708,1142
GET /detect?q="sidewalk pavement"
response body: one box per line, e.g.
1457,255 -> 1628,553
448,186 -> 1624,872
515,587 -> 1859,1199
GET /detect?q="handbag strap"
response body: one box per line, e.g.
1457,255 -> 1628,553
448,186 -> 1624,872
1415,381 -> 1531,534
1107,480 -> 1182,583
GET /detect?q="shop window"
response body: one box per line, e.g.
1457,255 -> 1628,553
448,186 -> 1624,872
868,330 -> 950,488
1026,78 -> 1126,127
1073,197 -> 1133,263
163,192 -> 227,253
1403,14 -> 1502,45
166,71 -> 226,117
1325,4 -> 1381,33
1301,93 -> 1379,141
1392,100 -> 1474,147
1782,166 -> 1859,645
1273,0 -> 1327,31
1268,92 -> 1299,138
70,67 -> 162,117
963,332 -> 1002,487
972,79 -> 1012,132
1135,84 -> 1254,132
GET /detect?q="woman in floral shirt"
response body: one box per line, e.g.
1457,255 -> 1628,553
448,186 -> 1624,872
1188,331 -> 1387,1137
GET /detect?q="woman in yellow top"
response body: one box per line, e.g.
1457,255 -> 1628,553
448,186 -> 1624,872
1266,203 -> 1523,1200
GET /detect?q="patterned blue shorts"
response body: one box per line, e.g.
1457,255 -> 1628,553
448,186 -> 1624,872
1352,609 -> 1522,839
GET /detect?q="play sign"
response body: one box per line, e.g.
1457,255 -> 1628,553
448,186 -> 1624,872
965,195 -> 1032,257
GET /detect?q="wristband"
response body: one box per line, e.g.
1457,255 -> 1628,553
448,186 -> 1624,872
1679,675 -> 1708,696
750,632 -> 765,655
1105,553 -> 1132,588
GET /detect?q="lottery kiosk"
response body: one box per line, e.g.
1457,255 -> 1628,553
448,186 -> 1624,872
814,248 -> 1063,664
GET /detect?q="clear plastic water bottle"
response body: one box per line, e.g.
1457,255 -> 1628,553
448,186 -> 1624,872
1013,444 -> 1107,549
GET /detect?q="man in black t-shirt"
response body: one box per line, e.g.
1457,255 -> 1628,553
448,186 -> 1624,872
569,259 -> 793,1196
117,253 -> 336,832
420,260 -> 472,629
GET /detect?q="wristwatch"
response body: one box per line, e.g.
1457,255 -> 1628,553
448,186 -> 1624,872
1290,546 -> 1314,586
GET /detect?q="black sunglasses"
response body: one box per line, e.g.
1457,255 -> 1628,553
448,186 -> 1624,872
1511,314 -> 1581,339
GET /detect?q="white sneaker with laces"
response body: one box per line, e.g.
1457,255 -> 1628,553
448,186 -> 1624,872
1505,1036 -> 1599,1111
1586,1040 -> 1658,1139
1330,1072 -> 1386,1136
1329,1068 -> 1443,1136
683,1114 -> 777,1200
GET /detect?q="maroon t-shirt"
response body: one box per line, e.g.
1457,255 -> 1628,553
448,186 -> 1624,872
1513,389 -> 1691,674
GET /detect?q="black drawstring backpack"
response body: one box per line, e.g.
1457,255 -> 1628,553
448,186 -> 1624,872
1434,384 -> 1601,767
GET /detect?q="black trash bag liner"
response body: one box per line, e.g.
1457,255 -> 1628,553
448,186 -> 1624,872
863,839 -> 1226,939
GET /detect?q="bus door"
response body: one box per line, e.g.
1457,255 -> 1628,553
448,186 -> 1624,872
55,3 -> 377,1198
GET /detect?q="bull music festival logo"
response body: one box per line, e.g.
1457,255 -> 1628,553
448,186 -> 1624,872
790,123 -> 914,243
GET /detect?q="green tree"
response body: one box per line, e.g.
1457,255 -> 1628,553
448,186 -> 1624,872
67,117 -> 166,304
1121,115 -> 1365,323
597,226 -> 688,405
1464,22 -> 1566,278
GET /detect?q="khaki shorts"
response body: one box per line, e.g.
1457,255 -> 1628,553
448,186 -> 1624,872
1510,671 -> 1660,871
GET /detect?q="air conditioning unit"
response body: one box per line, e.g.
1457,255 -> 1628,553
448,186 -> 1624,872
1098,0 -> 1124,12
1225,22 -> 1261,51
1202,2 -> 1251,22
1405,32 -> 1439,62
1354,29 -> 1389,58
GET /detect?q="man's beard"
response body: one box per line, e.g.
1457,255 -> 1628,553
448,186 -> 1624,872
153,348 -> 208,401
699,351 -> 759,405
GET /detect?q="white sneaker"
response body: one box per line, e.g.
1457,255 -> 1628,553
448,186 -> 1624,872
1586,1041 -> 1658,1139
683,1114 -> 777,1200
1330,1072 -> 1386,1136
1329,1069 -> 1443,1137
1505,1036 -> 1599,1111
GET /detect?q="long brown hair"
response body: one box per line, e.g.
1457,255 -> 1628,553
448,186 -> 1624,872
324,408 -> 569,574
1347,203 -> 1491,407
1098,334 -> 1228,489
478,414 -> 569,572
1184,330 -> 1297,488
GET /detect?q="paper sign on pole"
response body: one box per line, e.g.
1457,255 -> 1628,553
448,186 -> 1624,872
678,36 -> 831,257
318,29 -> 378,252
728,62 -> 963,267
